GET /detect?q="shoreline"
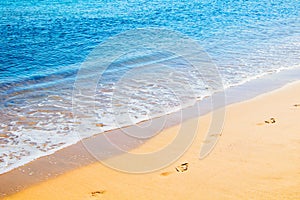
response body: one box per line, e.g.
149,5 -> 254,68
1,67 -> 300,198
3,78 -> 300,199
1,65 -> 300,176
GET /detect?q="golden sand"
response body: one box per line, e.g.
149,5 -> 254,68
3,81 -> 300,200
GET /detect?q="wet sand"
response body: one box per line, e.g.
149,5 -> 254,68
2,81 -> 300,199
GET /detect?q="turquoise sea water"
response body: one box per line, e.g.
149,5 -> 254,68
0,0 -> 300,174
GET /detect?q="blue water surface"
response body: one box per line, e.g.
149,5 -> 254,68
1,0 -> 299,83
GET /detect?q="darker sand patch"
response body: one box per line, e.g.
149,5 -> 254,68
160,171 -> 174,176
95,123 -> 105,127
91,190 -> 106,197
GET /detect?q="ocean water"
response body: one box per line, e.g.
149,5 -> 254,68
0,0 -> 300,174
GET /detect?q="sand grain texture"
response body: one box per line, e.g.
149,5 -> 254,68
3,81 -> 300,200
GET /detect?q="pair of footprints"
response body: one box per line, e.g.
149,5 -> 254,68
90,104 -> 299,192
264,117 -> 276,124
256,117 -> 276,126
259,104 -> 300,125
160,163 -> 189,176
90,163 -> 189,196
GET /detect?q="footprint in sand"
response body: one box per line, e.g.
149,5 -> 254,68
160,162 -> 189,176
257,117 -> 276,126
293,104 -> 300,107
264,117 -> 276,124
90,190 -> 106,198
175,162 -> 189,172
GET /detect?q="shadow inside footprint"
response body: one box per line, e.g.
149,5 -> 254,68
91,190 -> 106,197
294,104 -> 300,107
257,118 -> 276,126
264,118 -> 276,124
175,162 -> 189,172
160,162 -> 189,177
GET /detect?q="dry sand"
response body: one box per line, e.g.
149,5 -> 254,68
3,81 -> 300,200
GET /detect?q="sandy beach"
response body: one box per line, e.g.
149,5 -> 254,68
2,81 -> 300,200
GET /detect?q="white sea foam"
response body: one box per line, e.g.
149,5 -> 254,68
1,59 -> 300,175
